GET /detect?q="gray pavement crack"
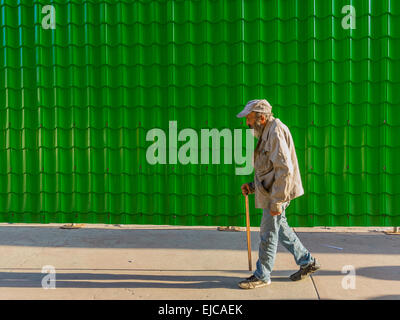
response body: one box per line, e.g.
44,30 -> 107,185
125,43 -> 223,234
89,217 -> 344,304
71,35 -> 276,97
293,227 -> 321,300
310,275 -> 321,300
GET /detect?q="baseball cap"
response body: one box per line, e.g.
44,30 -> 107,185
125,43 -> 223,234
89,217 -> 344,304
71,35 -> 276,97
236,99 -> 272,118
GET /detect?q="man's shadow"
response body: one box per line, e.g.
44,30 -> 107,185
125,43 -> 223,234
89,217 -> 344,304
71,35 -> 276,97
0,269 -> 294,289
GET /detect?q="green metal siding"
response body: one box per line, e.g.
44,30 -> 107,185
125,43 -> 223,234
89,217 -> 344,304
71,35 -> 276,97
1,0 -> 399,227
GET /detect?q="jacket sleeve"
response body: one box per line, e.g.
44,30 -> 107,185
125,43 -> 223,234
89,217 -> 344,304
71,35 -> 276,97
268,129 -> 294,213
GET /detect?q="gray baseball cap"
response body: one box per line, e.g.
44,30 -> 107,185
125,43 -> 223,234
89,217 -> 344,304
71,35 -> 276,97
236,99 -> 272,118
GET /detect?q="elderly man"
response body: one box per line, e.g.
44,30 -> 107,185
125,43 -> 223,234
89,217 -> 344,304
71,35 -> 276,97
237,99 -> 320,289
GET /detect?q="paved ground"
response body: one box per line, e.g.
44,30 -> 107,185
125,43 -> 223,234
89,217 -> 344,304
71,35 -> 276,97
0,223 -> 398,300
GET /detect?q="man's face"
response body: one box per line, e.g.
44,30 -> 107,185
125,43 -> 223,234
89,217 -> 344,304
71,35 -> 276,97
245,112 -> 257,129
246,112 -> 266,139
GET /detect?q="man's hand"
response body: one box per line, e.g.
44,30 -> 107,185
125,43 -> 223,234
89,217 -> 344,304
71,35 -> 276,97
241,183 -> 251,196
270,211 -> 282,216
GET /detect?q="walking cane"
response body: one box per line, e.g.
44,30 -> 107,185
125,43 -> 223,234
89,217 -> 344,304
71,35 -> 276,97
245,194 -> 252,271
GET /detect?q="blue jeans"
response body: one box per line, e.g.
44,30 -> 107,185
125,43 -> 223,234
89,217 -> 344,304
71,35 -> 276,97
254,201 -> 313,282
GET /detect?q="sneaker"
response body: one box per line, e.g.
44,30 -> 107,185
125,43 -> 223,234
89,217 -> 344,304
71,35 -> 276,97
238,275 -> 271,289
290,258 -> 321,281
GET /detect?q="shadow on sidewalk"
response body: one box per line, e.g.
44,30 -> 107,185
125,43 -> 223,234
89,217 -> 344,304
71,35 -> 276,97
1,266 -> 396,290
0,226 -> 398,255
0,271 -> 266,289
312,266 -> 400,281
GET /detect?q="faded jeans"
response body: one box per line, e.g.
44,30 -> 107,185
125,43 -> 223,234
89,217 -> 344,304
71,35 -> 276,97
254,201 -> 313,282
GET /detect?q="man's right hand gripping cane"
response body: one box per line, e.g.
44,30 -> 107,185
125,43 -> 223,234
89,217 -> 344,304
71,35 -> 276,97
241,183 -> 252,196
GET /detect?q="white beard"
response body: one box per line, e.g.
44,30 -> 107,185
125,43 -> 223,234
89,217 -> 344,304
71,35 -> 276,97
250,123 -> 264,139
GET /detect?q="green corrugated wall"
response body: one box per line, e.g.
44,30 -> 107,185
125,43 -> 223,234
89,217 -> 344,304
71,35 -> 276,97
1,0 -> 399,227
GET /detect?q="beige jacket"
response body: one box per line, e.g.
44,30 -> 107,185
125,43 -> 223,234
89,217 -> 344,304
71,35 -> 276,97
248,116 -> 304,213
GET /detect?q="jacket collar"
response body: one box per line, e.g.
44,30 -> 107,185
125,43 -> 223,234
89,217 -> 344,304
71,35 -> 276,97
254,116 -> 275,157
259,116 -> 275,142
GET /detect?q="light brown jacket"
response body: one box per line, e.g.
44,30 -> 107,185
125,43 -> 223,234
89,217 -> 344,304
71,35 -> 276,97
248,116 -> 304,213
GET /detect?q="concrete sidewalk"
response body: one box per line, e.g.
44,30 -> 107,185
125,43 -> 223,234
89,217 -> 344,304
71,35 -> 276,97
0,223 -> 398,300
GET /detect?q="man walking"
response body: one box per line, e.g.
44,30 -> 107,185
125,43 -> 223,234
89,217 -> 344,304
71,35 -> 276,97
237,99 -> 320,289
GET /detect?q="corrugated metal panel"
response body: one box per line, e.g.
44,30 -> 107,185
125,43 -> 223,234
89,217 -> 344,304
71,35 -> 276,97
0,0 -> 399,227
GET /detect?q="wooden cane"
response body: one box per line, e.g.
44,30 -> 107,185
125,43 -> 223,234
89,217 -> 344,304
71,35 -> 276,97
245,194 -> 252,271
